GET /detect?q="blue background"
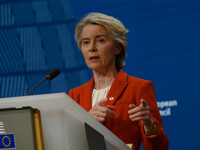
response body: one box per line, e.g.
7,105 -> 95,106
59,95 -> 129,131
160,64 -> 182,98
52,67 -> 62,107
0,0 -> 200,149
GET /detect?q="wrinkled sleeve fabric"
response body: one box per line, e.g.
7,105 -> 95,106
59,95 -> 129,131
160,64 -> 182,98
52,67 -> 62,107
136,81 -> 169,150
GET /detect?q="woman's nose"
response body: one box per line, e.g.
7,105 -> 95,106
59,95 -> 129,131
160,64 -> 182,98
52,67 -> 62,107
89,42 -> 97,52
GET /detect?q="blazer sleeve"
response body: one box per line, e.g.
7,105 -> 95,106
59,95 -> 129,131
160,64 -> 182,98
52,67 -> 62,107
136,81 -> 169,150
68,88 -> 80,104
68,89 -> 73,99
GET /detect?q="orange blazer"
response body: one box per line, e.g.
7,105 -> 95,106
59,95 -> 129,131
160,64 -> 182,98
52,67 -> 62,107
68,69 -> 169,150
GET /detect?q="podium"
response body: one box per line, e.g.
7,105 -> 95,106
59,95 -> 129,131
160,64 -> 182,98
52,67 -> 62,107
0,93 -> 131,150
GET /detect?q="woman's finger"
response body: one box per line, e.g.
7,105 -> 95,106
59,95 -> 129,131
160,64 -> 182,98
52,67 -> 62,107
128,105 -> 148,115
105,105 -> 115,110
94,111 -> 111,122
130,115 -> 150,122
97,106 -> 116,116
98,98 -> 108,106
129,104 -> 136,109
141,99 -> 148,107
129,110 -> 150,120
94,115 -> 106,122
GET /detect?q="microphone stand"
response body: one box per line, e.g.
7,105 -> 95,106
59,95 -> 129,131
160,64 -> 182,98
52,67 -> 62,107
26,77 -> 47,96
26,68 -> 60,96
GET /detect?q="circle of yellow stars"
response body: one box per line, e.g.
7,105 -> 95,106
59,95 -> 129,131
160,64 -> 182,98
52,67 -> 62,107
2,136 -> 11,147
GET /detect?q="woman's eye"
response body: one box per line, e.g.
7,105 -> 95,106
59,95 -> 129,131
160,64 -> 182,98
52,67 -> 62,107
97,39 -> 105,44
82,41 -> 89,45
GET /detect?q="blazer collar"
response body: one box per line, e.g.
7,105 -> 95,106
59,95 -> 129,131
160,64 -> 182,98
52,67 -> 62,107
80,69 -> 128,111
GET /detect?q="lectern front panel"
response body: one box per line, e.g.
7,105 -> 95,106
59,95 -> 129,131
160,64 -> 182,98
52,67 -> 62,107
0,107 -> 37,150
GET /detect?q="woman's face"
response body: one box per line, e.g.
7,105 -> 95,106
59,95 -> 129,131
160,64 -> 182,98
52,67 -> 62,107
80,24 -> 121,72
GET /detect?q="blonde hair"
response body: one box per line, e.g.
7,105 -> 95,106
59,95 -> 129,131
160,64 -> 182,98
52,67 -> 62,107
75,12 -> 128,70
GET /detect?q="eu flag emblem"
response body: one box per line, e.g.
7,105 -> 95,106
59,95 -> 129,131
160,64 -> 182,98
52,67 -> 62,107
0,134 -> 16,149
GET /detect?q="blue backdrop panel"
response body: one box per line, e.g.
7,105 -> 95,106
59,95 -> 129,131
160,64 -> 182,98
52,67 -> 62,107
0,29 -> 24,73
0,75 -> 27,97
19,27 -> 48,71
0,0 -> 88,97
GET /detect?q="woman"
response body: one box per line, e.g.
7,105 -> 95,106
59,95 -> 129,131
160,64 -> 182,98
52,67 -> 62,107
68,12 -> 169,150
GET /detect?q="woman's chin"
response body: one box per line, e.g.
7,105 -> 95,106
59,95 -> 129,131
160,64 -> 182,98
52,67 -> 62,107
87,64 -> 104,71
88,66 -> 101,71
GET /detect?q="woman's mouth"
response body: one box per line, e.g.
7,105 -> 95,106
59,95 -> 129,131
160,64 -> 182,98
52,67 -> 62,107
89,56 -> 100,62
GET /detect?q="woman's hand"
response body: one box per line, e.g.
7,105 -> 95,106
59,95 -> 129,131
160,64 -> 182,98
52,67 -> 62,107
128,99 -> 158,136
128,99 -> 153,126
89,98 -> 115,122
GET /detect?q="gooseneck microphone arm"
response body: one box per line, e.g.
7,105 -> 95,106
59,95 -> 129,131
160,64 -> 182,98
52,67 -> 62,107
26,68 -> 60,96
26,77 -> 47,96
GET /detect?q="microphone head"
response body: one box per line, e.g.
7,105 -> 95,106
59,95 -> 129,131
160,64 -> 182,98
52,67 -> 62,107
46,68 -> 60,80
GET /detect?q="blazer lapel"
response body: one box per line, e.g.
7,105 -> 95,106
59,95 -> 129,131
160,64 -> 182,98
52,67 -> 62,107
80,77 -> 94,111
79,70 -> 128,109
104,70 -> 128,106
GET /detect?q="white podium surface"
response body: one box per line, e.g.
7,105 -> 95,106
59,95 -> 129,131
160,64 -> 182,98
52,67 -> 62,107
0,93 -> 131,150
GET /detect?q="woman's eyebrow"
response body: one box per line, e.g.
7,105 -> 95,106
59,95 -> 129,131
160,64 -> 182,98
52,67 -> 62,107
95,35 -> 106,38
81,37 -> 90,41
82,35 -> 107,41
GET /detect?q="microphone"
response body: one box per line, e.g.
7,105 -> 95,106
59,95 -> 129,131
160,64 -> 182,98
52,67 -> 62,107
46,68 -> 60,80
27,68 -> 60,96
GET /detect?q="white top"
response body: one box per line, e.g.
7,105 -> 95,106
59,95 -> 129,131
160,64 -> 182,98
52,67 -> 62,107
92,85 -> 111,107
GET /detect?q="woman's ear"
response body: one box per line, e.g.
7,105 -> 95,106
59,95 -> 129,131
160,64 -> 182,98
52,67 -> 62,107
114,45 -> 122,55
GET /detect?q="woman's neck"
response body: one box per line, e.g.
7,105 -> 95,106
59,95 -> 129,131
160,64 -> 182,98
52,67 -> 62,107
93,68 -> 118,90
